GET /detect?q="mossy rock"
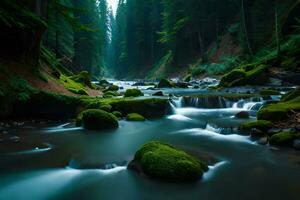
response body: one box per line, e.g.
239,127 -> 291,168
126,113 -> 145,121
157,78 -> 175,88
81,109 -> 119,130
153,91 -> 164,96
184,74 -> 192,82
257,106 -> 289,122
124,89 -> 144,97
68,88 -> 88,96
103,91 -> 120,98
281,87 -> 300,102
103,85 -> 119,92
219,65 -> 268,87
99,104 -> 112,112
269,132 -> 298,147
260,89 -> 281,96
110,98 -> 170,119
128,141 -> 208,182
112,111 -> 123,118
240,120 -> 274,132
70,71 -> 93,88
219,69 -> 246,87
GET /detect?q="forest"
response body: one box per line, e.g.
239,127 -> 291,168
0,0 -> 299,200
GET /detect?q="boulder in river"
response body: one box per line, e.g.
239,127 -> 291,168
240,120 -> 273,133
126,113 -> 145,121
82,109 -> 119,130
269,132 -> 298,147
157,78 -> 175,88
128,141 -> 208,182
124,89 -> 144,97
235,111 -> 250,119
153,91 -> 164,96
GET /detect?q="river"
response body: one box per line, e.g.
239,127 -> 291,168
0,84 -> 299,200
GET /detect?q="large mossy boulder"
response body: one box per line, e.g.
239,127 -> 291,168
240,120 -> 274,132
103,85 -> 119,93
281,87 -> 300,102
70,71 -> 93,88
269,132 -> 298,147
124,89 -> 144,97
157,78 -> 175,88
110,98 -> 170,119
81,109 -> 119,130
219,65 -> 268,87
126,113 -> 145,121
128,141 -> 208,182
103,91 -> 120,98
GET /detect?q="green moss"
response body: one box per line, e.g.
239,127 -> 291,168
129,141 -> 208,182
219,65 -> 268,87
126,113 -> 145,121
112,111 -> 123,118
281,87 -> 300,102
60,74 -> 89,95
68,88 -> 88,96
103,85 -> 119,92
260,89 -> 281,96
99,104 -> 112,112
219,69 -> 246,87
103,91 -> 120,98
124,89 -> 144,97
70,71 -> 93,88
240,120 -> 273,132
157,78 -> 175,88
184,74 -> 192,82
269,132 -> 298,147
109,98 -> 170,119
258,97 -> 300,122
81,109 -> 119,130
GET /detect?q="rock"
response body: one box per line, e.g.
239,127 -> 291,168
128,141 -> 208,182
81,109 -> 119,130
175,82 -> 189,88
259,89 -> 281,96
112,111 -> 123,118
124,89 -> 144,97
103,85 -> 119,92
157,78 -> 175,88
251,128 -> 266,139
240,120 -> 273,132
126,113 -> 145,121
132,81 -> 146,86
99,79 -> 110,86
184,74 -> 192,82
99,104 -> 112,112
293,140 -> 300,150
70,71 -> 93,88
153,91 -> 164,96
257,136 -> 269,145
269,132 -> 297,147
267,128 -> 282,136
103,91 -> 120,98
235,111 -> 250,119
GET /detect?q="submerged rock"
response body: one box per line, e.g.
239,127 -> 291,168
235,111 -> 250,119
128,141 -> 208,182
126,113 -> 145,121
81,109 -> 119,130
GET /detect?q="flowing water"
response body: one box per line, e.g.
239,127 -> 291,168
0,86 -> 299,200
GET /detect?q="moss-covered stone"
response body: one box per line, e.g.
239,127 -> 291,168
219,65 -> 268,87
124,89 -> 144,97
184,74 -> 192,82
109,98 -> 170,119
269,132 -> 298,147
103,85 -> 119,92
70,71 -> 93,88
68,88 -> 88,95
281,87 -> 300,102
128,141 -> 208,182
260,89 -> 281,96
99,104 -> 112,112
157,78 -> 175,88
126,113 -> 145,121
103,91 -> 120,98
219,69 -> 246,87
81,109 -> 119,130
112,111 -> 123,118
240,120 -> 274,132
153,91 -> 164,96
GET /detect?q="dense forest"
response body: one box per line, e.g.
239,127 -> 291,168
0,1 -> 300,200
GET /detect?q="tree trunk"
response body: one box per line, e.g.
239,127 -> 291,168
241,0 -> 253,56
275,0 -> 281,58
